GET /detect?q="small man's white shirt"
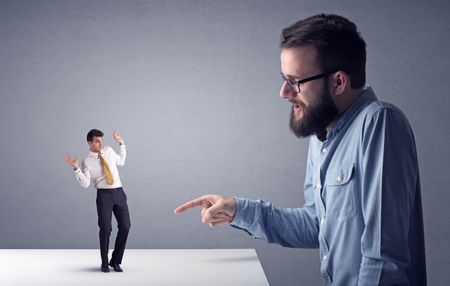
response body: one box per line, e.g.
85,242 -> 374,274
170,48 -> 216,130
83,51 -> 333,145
74,145 -> 126,189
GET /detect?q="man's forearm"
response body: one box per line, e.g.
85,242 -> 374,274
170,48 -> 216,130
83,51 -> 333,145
74,167 -> 90,189
116,144 -> 126,166
231,197 -> 319,248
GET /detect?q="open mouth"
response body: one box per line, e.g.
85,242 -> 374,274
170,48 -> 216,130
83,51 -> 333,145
293,103 -> 302,113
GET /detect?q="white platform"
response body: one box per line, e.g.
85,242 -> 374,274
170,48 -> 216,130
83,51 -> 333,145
0,249 -> 269,286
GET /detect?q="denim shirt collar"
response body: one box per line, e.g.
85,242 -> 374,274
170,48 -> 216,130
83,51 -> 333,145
323,86 -> 378,141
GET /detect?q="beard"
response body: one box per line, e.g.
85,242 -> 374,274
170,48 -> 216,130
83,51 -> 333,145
289,81 -> 338,138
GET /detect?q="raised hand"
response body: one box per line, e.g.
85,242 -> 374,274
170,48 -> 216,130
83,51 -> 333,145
64,154 -> 78,169
174,194 -> 237,227
113,130 -> 125,145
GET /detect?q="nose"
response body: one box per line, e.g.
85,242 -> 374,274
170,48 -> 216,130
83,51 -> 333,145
279,81 -> 295,100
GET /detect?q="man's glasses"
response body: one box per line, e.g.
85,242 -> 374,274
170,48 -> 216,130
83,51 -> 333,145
281,70 -> 339,93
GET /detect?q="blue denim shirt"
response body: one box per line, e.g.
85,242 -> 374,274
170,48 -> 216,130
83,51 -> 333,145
231,87 -> 426,285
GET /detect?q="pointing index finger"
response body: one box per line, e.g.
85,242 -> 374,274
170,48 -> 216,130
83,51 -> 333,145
174,197 -> 205,214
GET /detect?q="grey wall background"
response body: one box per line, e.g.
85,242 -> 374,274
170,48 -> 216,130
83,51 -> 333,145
1,0 -> 449,285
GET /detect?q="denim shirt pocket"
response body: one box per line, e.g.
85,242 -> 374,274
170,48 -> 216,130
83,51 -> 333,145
324,163 -> 357,222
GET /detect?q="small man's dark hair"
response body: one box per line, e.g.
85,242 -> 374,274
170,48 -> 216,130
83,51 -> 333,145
87,129 -> 104,142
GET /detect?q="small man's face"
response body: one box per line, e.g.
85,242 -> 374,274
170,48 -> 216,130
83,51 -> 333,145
88,136 -> 103,153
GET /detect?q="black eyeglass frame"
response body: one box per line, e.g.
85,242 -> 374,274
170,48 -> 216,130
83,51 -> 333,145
281,70 -> 340,93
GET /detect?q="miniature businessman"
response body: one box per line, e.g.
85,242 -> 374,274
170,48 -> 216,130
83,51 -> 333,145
65,129 -> 131,273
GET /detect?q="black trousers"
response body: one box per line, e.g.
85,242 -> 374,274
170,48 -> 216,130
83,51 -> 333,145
96,187 -> 131,265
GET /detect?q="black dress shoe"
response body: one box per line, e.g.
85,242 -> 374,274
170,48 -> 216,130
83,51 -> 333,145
101,263 -> 110,273
109,261 -> 123,272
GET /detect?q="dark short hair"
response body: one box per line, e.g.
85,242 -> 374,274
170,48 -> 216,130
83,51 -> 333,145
87,129 -> 104,142
281,14 -> 366,88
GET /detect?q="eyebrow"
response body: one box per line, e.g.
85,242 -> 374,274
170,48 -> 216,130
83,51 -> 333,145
281,72 -> 303,81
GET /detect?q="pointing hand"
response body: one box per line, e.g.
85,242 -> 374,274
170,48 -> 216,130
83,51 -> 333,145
174,194 -> 237,227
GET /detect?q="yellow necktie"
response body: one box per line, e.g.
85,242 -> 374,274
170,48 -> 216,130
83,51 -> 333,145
98,153 -> 114,185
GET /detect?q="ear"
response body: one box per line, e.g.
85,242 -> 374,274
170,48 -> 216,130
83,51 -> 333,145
331,71 -> 349,95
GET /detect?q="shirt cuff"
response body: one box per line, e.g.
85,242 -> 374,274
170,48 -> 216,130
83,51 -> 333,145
230,197 -> 256,229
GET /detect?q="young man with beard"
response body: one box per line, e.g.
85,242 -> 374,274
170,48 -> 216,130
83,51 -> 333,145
174,14 -> 427,285
65,129 -> 131,273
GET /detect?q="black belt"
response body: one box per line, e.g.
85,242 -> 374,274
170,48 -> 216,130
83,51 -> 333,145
97,187 -> 123,191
